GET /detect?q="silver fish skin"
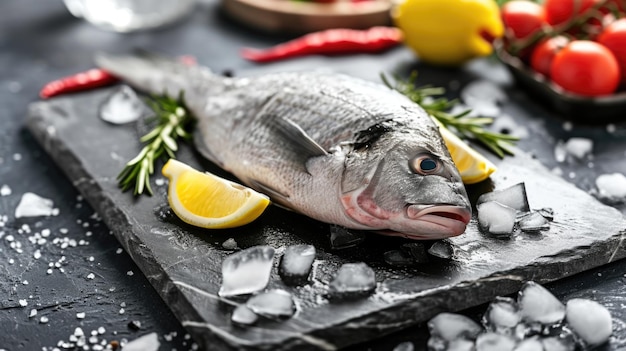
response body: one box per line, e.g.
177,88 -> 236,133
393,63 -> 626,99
95,53 -> 471,240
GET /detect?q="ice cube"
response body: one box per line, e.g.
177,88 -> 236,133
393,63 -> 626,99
518,212 -> 549,233
122,332 -> 160,351
595,173 -> 626,202
564,138 -> 593,160
279,244 -> 316,286
514,337 -> 543,351
219,246 -> 275,297
428,313 -> 482,341
565,298 -> 612,347
99,85 -> 146,125
384,250 -> 415,267
540,335 -> 575,351
231,304 -> 258,326
392,341 -> 414,351
428,240 -> 455,259
15,192 -> 55,218
246,289 -> 296,319
477,183 -> 530,213
475,332 -> 516,351
477,201 -> 516,237
518,282 -> 565,324
328,262 -> 376,300
482,297 -> 520,334
0,185 -> 11,196
536,208 -> 554,222
329,225 -> 366,250
222,238 -> 238,250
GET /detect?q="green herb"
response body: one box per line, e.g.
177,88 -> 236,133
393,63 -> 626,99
382,72 -> 519,158
117,93 -> 194,196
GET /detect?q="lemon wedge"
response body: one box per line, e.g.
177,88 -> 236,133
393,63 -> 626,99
162,159 -> 270,229
436,120 -> 497,184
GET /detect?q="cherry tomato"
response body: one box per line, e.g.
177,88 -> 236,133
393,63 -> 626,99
544,0 -> 599,26
530,36 -> 570,77
501,0 -> 546,39
550,40 -> 620,96
597,18 -> 626,84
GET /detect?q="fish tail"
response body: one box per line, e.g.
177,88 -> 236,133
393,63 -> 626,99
94,50 -> 225,100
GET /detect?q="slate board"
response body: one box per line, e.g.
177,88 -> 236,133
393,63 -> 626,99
26,87 -> 626,351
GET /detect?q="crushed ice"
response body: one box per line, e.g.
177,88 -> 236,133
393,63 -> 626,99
279,244 -> 316,286
427,281 -> 612,350
231,304 -> 258,326
15,192 -> 58,218
476,183 -> 553,238
219,245 -> 275,297
555,138 -> 593,163
566,298 -> 612,347
99,85 -> 146,125
122,332 -> 160,351
328,262 -> 376,300
246,289 -> 296,319
0,184 -> 11,196
595,173 -> 626,203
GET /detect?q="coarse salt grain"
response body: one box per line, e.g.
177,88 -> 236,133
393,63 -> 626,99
76,312 -> 86,319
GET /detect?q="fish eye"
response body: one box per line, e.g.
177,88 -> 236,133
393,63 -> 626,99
409,154 -> 442,175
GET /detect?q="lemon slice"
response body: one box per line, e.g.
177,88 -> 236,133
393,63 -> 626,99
162,159 -> 270,229
435,120 -> 497,184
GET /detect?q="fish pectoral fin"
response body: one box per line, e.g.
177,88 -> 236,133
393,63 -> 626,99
271,116 -> 328,160
249,179 -> 290,204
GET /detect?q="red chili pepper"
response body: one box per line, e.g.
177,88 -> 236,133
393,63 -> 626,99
39,68 -> 118,99
39,55 -> 198,99
241,26 -> 403,63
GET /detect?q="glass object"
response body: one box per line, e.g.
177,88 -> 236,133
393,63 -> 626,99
63,0 -> 196,32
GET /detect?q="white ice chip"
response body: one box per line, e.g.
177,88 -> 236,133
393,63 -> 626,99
595,173 -> 626,201
15,192 -> 55,218
122,332 -> 160,351
566,298 -> 612,347
518,281 -> 565,324
219,245 -> 275,297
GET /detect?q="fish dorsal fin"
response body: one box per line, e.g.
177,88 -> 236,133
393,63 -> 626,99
270,115 -> 329,160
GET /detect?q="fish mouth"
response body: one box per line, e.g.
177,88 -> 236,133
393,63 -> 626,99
341,190 -> 471,240
399,204 -> 472,239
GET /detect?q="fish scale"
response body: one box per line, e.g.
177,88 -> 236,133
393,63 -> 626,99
95,53 -> 472,240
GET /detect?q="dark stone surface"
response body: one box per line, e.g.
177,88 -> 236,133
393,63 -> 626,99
24,82 -> 626,350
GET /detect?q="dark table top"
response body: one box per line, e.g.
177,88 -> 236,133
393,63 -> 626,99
1,1 -> 626,350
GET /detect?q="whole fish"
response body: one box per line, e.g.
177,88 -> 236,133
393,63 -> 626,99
95,53 -> 471,240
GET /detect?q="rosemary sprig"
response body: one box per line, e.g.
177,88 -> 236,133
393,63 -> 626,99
117,92 -> 193,196
382,72 -> 519,158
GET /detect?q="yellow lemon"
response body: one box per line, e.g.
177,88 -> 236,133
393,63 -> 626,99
162,159 -> 270,229
436,121 -> 497,184
393,0 -> 504,66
